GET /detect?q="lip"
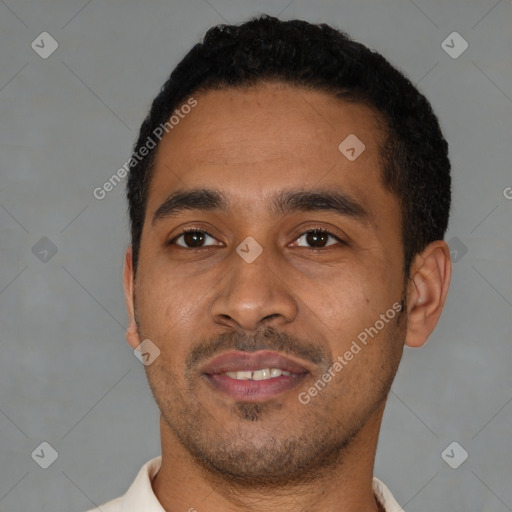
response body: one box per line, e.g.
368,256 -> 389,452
201,350 -> 311,402
201,350 -> 311,375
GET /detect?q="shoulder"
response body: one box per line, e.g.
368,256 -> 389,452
372,477 -> 405,512
83,456 -> 163,512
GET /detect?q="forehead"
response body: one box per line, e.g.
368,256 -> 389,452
147,82 -> 394,222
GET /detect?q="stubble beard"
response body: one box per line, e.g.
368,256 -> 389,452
137,298 -> 407,489
145,351 -> 401,489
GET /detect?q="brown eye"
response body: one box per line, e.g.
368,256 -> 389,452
295,229 -> 343,248
172,230 -> 218,248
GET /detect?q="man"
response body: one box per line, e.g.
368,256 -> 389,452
89,14 -> 452,512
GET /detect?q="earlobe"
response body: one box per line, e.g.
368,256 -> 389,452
123,246 -> 141,350
404,241 -> 452,348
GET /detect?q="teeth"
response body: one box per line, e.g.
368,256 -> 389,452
253,368 -> 270,380
224,368 -> 292,381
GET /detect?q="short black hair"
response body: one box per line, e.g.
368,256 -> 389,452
127,14 -> 451,278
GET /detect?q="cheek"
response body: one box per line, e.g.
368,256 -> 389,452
135,268 -> 213,368
307,281 -> 366,328
358,251 -> 402,309
134,278 -> 171,348
299,260 -> 401,357
289,275 -> 372,367
136,265 -> 197,321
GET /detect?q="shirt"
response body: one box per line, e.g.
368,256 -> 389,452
86,456 -> 404,512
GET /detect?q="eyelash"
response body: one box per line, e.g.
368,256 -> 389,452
168,227 -> 346,249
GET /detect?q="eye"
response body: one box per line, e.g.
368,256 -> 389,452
168,227 -> 345,250
170,229 -> 220,248
294,229 -> 345,248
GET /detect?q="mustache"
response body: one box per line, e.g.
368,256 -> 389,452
186,326 -> 331,372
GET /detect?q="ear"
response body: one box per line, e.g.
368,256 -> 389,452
123,246 -> 142,350
404,240 -> 452,348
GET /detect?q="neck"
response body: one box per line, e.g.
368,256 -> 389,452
152,404 -> 386,512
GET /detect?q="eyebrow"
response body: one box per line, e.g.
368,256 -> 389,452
152,187 -> 372,227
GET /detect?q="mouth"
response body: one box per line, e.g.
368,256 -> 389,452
201,350 -> 311,402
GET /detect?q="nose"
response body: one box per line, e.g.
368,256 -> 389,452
210,246 -> 298,332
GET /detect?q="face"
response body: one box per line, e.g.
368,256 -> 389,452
127,82 -> 408,485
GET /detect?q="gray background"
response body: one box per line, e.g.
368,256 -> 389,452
0,0 -> 511,511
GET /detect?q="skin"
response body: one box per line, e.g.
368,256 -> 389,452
123,81 -> 452,512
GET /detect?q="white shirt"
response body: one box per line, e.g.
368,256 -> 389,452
87,456 -> 404,512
